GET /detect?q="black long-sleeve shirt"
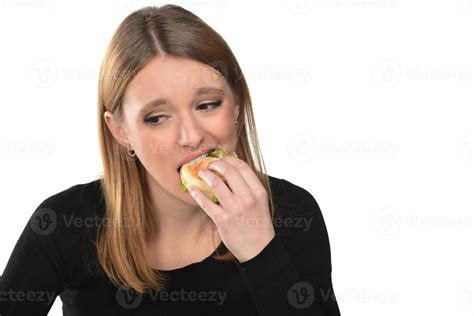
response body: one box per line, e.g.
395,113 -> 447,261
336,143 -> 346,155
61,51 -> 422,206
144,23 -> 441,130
0,175 -> 341,315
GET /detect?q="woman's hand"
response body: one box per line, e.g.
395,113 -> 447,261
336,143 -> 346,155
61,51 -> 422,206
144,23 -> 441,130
188,155 -> 275,263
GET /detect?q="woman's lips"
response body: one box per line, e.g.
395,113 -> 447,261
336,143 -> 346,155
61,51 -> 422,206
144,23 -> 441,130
178,148 -> 213,166
177,147 -> 215,171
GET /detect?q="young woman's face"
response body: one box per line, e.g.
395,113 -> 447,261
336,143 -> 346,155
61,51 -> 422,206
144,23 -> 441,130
105,55 -> 240,203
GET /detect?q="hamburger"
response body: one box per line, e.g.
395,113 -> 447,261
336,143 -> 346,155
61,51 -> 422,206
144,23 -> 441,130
178,147 -> 238,204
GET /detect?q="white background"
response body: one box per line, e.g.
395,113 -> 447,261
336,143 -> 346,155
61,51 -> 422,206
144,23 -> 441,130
1,0 -> 473,315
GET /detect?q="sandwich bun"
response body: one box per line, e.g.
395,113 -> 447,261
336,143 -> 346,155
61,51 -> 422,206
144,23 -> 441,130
179,147 -> 238,204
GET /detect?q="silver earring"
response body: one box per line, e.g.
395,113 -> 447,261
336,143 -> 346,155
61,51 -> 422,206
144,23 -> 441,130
127,147 -> 136,158
235,120 -> 238,126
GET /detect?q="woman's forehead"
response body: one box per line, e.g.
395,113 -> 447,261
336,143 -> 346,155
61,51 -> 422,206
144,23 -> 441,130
132,56 -> 226,88
124,57 -> 230,107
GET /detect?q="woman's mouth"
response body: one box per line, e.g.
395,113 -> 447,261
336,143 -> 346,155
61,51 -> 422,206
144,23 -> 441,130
176,147 -> 215,172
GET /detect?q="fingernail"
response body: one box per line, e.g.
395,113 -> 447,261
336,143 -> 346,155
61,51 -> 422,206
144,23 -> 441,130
199,171 -> 209,181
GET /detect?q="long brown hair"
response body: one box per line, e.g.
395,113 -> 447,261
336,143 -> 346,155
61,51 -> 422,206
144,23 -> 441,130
95,4 -> 275,294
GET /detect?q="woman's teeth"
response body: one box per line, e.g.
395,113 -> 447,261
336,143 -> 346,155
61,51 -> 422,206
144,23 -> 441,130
190,153 -> 208,163
177,148 -> 214,172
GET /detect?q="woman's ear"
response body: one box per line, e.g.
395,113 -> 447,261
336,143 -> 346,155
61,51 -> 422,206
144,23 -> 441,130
234,104 -> 240,121
103,111 -> 130,147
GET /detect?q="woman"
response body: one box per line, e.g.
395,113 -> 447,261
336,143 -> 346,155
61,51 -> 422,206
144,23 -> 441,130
0,5 -> 340,315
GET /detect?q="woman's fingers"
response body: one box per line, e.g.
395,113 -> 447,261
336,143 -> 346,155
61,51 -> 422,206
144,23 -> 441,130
188,185 -> 225,224
208,156 -> 266,198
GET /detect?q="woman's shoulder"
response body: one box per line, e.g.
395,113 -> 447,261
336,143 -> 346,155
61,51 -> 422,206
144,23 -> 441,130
5,178 -> 107,288
34,177 -> 105,228
38,177 -> 104,211
29,177 -> 105,243
267,174 -> 321,216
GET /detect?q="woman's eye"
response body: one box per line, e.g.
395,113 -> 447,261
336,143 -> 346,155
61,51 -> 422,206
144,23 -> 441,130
144,100 -> 223,126
196,100 -> 222,111
145,115 -> 167,125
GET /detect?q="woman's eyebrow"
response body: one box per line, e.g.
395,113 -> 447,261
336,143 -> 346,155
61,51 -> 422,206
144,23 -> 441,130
195,87 -> 224,97
138,86 -> 225,116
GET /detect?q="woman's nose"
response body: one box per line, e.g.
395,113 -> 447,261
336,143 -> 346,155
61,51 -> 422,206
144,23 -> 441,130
177,119 -> 205,147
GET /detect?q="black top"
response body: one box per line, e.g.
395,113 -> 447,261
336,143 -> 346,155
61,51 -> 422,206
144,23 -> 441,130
0,175 -> 340,316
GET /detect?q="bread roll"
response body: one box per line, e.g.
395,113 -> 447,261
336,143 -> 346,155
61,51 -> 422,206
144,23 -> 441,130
179,148 -> 238,204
